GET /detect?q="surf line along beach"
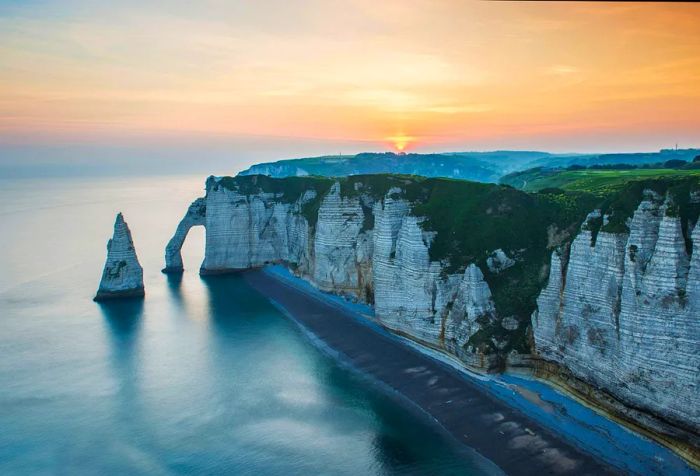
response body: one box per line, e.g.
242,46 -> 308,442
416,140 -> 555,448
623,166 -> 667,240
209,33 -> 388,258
240,267 -> 618,476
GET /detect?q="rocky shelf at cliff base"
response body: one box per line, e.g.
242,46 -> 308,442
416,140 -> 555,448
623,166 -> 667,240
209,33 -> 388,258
94,213 -> 144,301
164,173 -> 700,467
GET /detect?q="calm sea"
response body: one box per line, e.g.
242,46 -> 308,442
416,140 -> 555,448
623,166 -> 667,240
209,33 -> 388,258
0,175 -> 485,475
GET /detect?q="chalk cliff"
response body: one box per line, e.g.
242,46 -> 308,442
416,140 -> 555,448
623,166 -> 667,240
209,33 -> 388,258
165,176 -> 532,369
533,191 -> 700,455
95,213 -> 144,301
165,174 -> 700,460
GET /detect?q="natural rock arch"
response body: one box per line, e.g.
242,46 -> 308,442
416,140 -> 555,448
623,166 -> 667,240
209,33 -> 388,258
162,197 -> 206,273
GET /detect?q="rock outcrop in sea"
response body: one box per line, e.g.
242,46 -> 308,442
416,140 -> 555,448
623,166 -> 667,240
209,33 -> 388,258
165,174 -> 700,462
94,213 -> 144,301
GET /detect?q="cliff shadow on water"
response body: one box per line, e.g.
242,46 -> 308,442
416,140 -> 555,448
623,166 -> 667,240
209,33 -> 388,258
97,298 -> 146,431
165,272 -> 184,302
98,298 -> 144,345
199,273 -> 268,325
98,298 -> 145,381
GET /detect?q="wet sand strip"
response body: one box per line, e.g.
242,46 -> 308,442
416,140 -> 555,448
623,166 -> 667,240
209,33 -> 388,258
243,269 -> 616,476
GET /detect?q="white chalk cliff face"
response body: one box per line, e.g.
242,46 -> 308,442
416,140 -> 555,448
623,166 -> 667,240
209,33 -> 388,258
165,177 -> 501,369
533,191 -> 700,446
313,182 -> 368,295
369,196 -> 499,367
165,176 -> 699,452
95,213 -> 144,301
197,178 -> 312,272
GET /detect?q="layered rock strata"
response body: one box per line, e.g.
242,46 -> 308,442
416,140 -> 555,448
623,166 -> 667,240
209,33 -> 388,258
533,192 -> 700,456
95,213 -> 144,301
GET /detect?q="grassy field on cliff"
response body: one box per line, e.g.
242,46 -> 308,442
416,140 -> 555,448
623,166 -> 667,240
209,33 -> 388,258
501,167 -> 700,195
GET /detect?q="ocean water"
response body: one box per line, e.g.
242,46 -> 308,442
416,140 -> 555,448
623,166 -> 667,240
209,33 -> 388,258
0,175 -> 485,475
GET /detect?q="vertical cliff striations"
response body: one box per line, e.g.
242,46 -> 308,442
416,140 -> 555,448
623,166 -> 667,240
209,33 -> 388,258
533,187 -> 700,457
95,213 -> 144,301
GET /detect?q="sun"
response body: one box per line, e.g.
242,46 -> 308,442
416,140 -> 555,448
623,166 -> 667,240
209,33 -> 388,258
386,134 -> 414,153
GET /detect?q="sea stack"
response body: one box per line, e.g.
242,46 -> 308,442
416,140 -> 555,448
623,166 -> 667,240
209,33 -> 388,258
94,213 -> 145,301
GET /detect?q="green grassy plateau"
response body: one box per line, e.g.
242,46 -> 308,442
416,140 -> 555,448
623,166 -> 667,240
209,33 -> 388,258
501,167 -> 700,195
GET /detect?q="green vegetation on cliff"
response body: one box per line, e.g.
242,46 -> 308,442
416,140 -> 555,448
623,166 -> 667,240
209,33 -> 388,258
411,181 -> 599,354
216,174 -> 333,203
214,174 -> 333,227
588,177 -> 700,250
499,168 -> 700,243
501,166 -> 700,195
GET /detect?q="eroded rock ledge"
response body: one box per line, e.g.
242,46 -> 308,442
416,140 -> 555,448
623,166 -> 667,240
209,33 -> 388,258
165,174 -> 700,464
95,213 -> 144,301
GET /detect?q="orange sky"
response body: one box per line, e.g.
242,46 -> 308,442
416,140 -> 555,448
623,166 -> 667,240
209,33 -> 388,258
1,0 -> 699,155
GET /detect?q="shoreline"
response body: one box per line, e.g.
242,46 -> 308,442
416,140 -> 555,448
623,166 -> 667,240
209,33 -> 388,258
239,265 -> 698,476
381,318 -> 700,471
530,358 -> 700,468
261,293 -> 506,476
242,268 -> 613,475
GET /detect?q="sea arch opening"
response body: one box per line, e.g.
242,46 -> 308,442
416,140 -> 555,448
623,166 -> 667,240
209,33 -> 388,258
162,197 -> 206,274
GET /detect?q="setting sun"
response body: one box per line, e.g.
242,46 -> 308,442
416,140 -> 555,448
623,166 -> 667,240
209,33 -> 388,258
387,134 -> 415,152
1,2 -> 699,156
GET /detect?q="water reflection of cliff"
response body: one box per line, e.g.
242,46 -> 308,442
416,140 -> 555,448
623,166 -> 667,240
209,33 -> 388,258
98,299 -> 144,428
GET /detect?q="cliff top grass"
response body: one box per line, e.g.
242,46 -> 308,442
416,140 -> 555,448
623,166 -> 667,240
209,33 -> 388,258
212,173 -> 426,227
500,167 -> 700,241
214,174 -> 334,202
214,172 -> 428,200
501,166 -> 700,195
587,176 -> 700,249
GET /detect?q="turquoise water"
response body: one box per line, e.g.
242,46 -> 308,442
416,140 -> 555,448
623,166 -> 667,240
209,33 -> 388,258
0,176 -> 485,475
